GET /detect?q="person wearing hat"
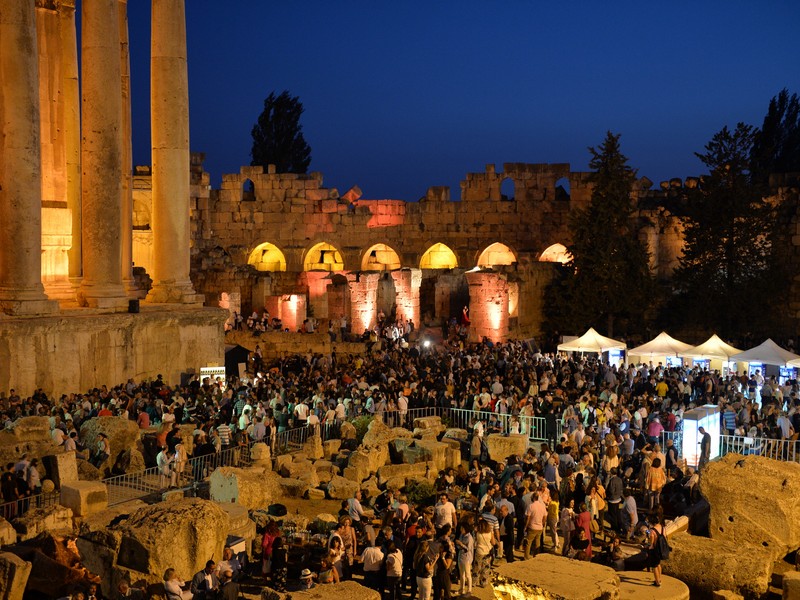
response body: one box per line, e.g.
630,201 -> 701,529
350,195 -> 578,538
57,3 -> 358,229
299,568 -> 316,589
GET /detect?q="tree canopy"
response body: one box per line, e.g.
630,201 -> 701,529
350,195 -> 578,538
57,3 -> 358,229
668,123 -> 783,337
250,90 -> 312,174
750,88 -> 800,187
545,132 -> 654,337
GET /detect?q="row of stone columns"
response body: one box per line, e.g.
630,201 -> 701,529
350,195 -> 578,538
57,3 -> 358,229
0,0 -> 199,315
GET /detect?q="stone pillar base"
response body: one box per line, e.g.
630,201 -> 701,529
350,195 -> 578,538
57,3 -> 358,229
145,280 -> 204,305
0,288 -> 59,316
77,283 -> 129,310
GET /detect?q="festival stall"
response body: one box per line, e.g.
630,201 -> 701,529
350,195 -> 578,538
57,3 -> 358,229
732,338 -> 800,384
557,327 -> 626,363
627,331 -> 693,368
678,334 -> 742,374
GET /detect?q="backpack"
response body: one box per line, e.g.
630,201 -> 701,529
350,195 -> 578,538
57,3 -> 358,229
654,530 -> 671,560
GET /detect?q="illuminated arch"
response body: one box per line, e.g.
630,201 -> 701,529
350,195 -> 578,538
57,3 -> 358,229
247,242 -> 287,272
361,243 -> 401,271
477,242 -> 517,267
539,243 -> 572,264
420,243 -> 458,269
304,242 -> 344,271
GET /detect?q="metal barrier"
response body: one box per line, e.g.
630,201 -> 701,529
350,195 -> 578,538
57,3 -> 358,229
719,434 -> 799,462
448,408 -> 555,443
0,490 -> 60,521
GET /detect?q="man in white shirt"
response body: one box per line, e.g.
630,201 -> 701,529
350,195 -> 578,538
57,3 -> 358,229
294,401 -> 309,426
434,492 -> 458,533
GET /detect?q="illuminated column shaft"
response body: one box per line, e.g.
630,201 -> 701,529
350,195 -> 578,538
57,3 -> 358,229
390,268 -> 421,327
119,0 -> 135,294
146,0 -> 200,303
465,270 -> 509,343
0,0 -> 57,315
78,0 -> 128,309
61,0 -> 82,283
347,272 -> 380,335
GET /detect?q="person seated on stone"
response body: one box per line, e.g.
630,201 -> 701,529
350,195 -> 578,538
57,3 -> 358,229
569,528 -> 591,560
115,579 -> 145,600
215,546 -> 242,582
317,557 -> 339,584
189,560 -> 219,600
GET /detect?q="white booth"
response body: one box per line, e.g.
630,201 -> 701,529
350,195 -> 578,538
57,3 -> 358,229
682,404 -> 721,467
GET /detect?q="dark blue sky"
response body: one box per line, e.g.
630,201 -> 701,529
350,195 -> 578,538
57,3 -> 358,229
126,1 -> 800,201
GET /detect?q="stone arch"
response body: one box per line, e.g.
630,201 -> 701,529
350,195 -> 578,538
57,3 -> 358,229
477,242 -> 517,268
539,243 -> 572,264
361,243 -> 401,271
303,241 -> 344,271
555,176 -> 571,201
500,177 -> 515,201
420,243 -> 458,269
247,242 -> 286,272
241,178 -> 255,201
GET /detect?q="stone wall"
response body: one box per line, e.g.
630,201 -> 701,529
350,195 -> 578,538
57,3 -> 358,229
0,307 -> 226,395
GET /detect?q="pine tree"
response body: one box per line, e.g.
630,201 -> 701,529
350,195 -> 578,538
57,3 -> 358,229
750,89 -> 800,186
670,123 -> 778,336
550,132 -> 654,337
250,90 -> 312,174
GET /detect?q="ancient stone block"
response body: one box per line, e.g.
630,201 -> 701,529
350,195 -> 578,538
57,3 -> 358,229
494,554 -> 620,600
322,439 -> 342,458
41,452 -> 78,489
80,417 -> 141,475
280,459 -> 313,479
209,466 -> 282,510
306,488 -> 326,500
250,442 -> 271,468
486,434 -> 529,461
784,572 -> 800,600
414,439 -> 448,472
662,532 -> 772,598
339,421 -> 357,440
362,418 -> 413,448
59,481 -> 108,517
279,478 -> 309,498
443,428 -> 468,441
326,475 -> 359,500
218,502 -> 256,557
0,552 -> 32,600
0,518 -> 15,546
302,435 -> 324,460
711,591 -> 744,600
13,505 -> 73,542
700,454 -> 800,560
291,580 -> 380,600
115,499 -> 228,583
377,462 -> 432,487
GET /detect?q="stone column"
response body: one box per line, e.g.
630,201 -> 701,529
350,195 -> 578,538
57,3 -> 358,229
60,0 -> 82,284
347,272 -> 380,335
465,270 -> 509,343
390,268 -> 422,328
0,0 -> 57,315
146,0 -> 201,303
119,0 -> 135,295
78,0 -> 128,309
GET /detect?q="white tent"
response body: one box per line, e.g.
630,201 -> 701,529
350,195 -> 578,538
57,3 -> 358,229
731,338 -> 800,366
628,331 -> 693,358
679,334 -> 742,361
557,327 -> 626,353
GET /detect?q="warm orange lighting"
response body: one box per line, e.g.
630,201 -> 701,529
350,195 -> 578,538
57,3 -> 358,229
420,243 -> 458,269
248,242 -> 287,272
477,242 -> 516,267
539,243 -> 572,264
304,242 -> 344,271
361,243 -> 401,271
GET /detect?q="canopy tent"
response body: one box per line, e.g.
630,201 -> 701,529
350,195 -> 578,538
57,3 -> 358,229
679,334 -> 742,361
730,338 -> 800,366
628,331 -> 693,357
557,327 -> 626,353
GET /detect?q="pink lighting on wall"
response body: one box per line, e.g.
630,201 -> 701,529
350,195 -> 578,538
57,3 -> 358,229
347,272 -> 380,334
465,270 -> 510,343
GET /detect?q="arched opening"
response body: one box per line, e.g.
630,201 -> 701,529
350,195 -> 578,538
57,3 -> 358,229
420,243 -> 458,269
304,242 -> 344,271
477,242 -> 517,267
247,242 -> 287,272
361,243 -> 401,271
539,243 -> 572,264
242,178 -> 255,201
555,177 -> 571,201
500,177 -> 515,201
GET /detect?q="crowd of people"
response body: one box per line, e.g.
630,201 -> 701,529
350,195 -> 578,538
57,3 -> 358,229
3,329 -> 800,597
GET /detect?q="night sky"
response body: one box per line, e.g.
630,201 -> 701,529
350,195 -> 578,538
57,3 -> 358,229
125,1 -> 800,201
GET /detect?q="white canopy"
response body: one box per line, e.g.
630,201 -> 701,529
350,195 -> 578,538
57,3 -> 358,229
679,334 -> 742,361
558,327 -> 626,353
628,331 -> 693,357
731,338 -> 800,366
